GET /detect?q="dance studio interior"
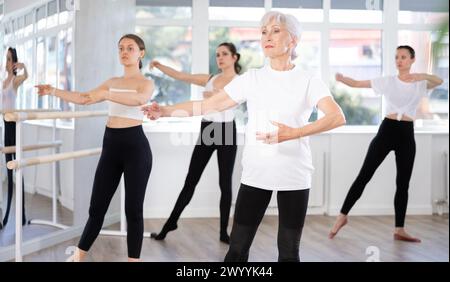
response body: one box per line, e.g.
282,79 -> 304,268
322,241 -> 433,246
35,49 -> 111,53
0,0 -> 448,264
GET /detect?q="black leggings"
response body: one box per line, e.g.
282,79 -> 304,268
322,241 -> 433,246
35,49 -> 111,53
225,184 -> 309,262
163,120 -> 237,235
78,125 -> 152,259
2,119 -> 26,226
340,118 -> 416,227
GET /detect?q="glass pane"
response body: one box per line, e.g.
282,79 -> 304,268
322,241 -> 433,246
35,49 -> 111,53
399,0 -> 448,24
47,36 -> 57,109
330,0 -> 383,23
329,29 -> 383,125
272,0 -> 323,22
24,12 -> 34,37
136,0 -> 192,19
398,30 -> 449,123
23,40 -> 34,109
294,31 -> 320,73
36,36 -> 46,108
58,28 -> 74,111
47,0 -> 58,28
36,5 -> 47,30
399,11 -> 449,24
209,0 -> 265,21
136,26 -> 192,106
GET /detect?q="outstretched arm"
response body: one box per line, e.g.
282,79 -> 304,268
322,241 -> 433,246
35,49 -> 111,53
83,80 -> 154,106
335,73 -> 371,88
142,89 -> 237,120
150,60 -> 211,87
35,82 -> 108,105
405,73 -> 443,89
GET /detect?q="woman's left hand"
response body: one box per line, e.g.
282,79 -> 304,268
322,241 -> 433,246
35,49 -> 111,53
256,121 -> 300,144
13,63 -> 25,71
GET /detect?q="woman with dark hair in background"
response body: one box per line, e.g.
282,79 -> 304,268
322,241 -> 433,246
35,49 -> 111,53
329,45 -> 443,243
149,42 -> 241,244
1,47 -> 29,229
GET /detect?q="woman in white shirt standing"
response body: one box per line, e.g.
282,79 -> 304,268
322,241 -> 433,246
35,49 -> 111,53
329,45 -> 443,243
143,11 -> 346,261
1,47 -> 28,229
149,43 -> 240,244
36,34 -> 154,261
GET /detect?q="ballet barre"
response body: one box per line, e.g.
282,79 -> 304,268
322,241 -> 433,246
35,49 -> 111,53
4,110 -> 108,122
8,110 -> 108,262
0,141 -> 62,154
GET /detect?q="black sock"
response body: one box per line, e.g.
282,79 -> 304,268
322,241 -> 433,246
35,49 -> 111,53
220,232 -> 230,244
150,221 -> 177,240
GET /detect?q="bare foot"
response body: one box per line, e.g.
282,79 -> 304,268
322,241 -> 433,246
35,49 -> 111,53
67,247 -> 87,262
128,257 -> 141,262
394,228 -> 421,243
329,214 -> 348,239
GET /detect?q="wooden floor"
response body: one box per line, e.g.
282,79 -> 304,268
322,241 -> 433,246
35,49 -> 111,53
20,214 -> 449,262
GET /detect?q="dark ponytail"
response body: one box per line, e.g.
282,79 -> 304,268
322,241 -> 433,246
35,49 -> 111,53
218,42 -> 242,74
118,34 -> 146,69
8,47 -> 18,76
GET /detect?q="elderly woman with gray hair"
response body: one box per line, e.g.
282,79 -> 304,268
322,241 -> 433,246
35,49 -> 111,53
143,11 -> 346,262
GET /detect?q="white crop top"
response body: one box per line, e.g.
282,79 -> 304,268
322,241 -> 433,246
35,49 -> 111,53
202,75 -> 237,123
107,88 -> 144,121
371,76 -> 428,121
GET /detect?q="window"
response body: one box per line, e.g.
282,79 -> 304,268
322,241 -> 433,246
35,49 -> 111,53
1,0 -> 75,121
272,0 -> 323,22
399,0 -> 448,25
58,28 -> 73,111
329,29 -> 383,125
36,5 -> 47,31
209,0 -> 265,21
330,0 -> 383,24
47,0 -> 58,28
136,26 -> 192,105
136,0 -> 192,19
398,30 -> 449,122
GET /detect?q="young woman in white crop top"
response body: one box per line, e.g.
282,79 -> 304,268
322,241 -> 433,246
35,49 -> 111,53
143,12 -> 346,262
148,43 -> 240,244
36,34 -> 154,262
1,47 -> 29,230
330,45 -> 443,243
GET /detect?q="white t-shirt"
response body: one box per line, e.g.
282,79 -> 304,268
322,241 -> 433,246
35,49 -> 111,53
371,76 -> 428,120
202,75 -> 237,122
224,64 -> 332,191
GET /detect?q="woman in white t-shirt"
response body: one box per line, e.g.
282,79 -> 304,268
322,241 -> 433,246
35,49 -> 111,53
143,11 -> 345,262
148,43 -> 240,243
329,45 -> 443,243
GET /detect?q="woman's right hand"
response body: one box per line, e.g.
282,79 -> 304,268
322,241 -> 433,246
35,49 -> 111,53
149,60 -> 161,70
142,102 -> 163,120
35,84 -> 54,96
335,73 -> 344,82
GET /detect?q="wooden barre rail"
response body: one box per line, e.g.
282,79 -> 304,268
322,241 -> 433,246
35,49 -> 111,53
7,148 -> 102,170
1,141 -> 63,154
0,109 -> 59,115
4,110 -> 108,122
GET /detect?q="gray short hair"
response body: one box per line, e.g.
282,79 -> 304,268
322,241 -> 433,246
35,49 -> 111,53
260,11 -> 302,60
